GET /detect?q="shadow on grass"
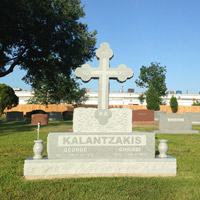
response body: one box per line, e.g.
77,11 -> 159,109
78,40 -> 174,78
0,120 -> 34,136
0,119 -> 73,136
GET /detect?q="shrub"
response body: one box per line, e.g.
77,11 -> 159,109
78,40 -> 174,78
170,96 -> 178,113
146,84 -> 160,111
192,100 -> 200,106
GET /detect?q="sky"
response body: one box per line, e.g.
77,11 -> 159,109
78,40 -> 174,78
0,0 -> 200,94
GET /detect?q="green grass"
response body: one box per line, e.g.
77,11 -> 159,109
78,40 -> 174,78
0,118 -> 200,200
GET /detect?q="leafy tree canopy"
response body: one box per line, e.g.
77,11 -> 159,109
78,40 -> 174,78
135,62 -> 167,96
0,0 -> 97,86
28,75 -> 87,105
0,84 -> 19,116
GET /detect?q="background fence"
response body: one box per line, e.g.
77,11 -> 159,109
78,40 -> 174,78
4,104 -> 200,115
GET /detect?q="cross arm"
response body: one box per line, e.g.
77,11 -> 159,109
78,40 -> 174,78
75,64 -> 101,82
108,64 -> 134,82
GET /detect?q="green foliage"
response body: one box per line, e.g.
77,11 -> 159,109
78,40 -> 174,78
0,0 -> 96,87
135,62 -> 167,96
192,100 -> 200,106
0,84 -> 18,116
28,76 -> 87,105
146,84 -> 160,111
170,96 -> 178,113
160,100 -> 167,105
138,93 -> 145,105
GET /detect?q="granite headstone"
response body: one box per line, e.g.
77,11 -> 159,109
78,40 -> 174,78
155,113 -> 198,134
47,112 -> 62,121
185,112 -> 200,125
154,111 -> 167,121
6,111 -> 23,121
132,109 -> 158,125
24,42 -> 177,179
62,111 -> 73,121
31,114 -> 48,125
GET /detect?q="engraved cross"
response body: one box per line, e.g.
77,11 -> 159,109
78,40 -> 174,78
75,42 -> 133,125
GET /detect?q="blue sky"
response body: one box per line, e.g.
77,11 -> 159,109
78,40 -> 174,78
1,0 -> 200,94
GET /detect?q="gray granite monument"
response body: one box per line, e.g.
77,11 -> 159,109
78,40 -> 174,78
154,111 -> 167,121
185,112 -> 200,125
155,113 -> 199,134
24,42 -> 177,179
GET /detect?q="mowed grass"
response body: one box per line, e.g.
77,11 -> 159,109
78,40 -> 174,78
0,118 -> 200,200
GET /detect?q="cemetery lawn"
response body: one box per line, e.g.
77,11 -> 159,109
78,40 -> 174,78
0,118 -> 200,200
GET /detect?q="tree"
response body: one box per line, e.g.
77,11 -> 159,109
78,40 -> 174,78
0,84 -> 18,116
135,62 -> 167,97
146,84 -> 160,111
0,0 -> 96,87
170,96 -> 178,113
28,75 -> 87,105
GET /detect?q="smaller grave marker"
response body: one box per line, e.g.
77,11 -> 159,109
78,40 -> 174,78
155,113 -> 198,134
154,111 -> 167,121
31,114 -> 48,125
6,111 -> 23,121
132,109 -> 158,125
47,112 -> 62,121
185,112 -> 200,125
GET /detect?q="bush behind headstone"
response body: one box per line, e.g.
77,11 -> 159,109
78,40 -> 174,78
170,96 -> 178,113
146,84 -> 160,111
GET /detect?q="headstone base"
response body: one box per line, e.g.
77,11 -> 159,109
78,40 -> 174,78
154,130 -> 199,134
133,121 -> 158,125
24,156 -> 177,180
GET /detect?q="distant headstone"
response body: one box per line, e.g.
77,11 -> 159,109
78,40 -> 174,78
132,109 -> 158,125
24,42 -> 176,179
31,114 -> 48,125
155,113 -> 199,134
185,112 -> 200,125
62,111 -> 73,121
6,111 -> 23,121
154,111 -> 167,121
47,112 -> 62,121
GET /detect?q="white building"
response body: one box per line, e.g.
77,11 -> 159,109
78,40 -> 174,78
13,88 -> 34,104
14,88 -> 200,106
